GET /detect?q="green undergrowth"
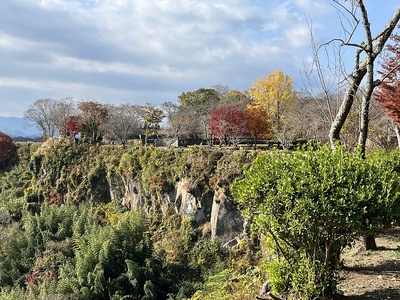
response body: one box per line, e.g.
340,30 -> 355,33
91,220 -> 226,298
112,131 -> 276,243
0,139 -> 263,299
0,199 -> 231,299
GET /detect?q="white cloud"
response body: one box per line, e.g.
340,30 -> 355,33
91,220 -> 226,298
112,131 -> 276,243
0,76 -> 95,91
0,0 -> 356,117
284,24 -> 311,48
292,0 -> 333,15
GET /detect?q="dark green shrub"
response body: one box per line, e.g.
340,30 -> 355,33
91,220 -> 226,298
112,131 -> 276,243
231,144 -> 400,299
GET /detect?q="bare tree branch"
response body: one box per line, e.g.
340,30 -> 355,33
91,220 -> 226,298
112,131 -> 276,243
329,2 -> 400,149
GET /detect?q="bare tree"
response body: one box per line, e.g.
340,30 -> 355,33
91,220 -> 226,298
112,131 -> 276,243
328,1 -> 400,158
301,22 -> 345,133
53,97 -> 78,135
24,98 -> 78,140
178,88 -> 221,142
104,104 -> 142,147
367,103 -> 397,150
300,20 -> 350,145
24,99 -> 59,140
295,94 -> 337,145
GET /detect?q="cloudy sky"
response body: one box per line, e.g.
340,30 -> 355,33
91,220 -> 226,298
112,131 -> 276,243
0,0 -> 398,117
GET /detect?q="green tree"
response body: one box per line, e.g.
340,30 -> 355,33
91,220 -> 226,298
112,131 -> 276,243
138,104 -> 165,146
221,90 -> 249,105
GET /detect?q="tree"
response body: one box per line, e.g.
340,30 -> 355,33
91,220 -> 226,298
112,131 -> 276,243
138,104 -> 165,146
178,88 -> 221,141
52,97 -> 78,135
328,1 -> 400,158
78,101 -> 108,143
315,2 -> 400,249
161,102 -> 200,145
300,21 -> 345,145
221,90 -> 249,105
246,107 -> 270,147
212,84 -> 230,97
272,113 -> 300,149
247,70 -> 296,130
24,99 -> 59,140
161,102 -> 181,141
374,25 -> 400,148
367,111 -> 398,150
293,95 -> 333,145
61,115 -> 82,138
209,104 -> 248,146
24,98 -> 77,140
178,88 -> 221,107
0,131 -> 13,167
104,104 -> 142,147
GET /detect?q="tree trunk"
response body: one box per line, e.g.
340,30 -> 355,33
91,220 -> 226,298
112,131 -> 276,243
364,234 -> 378,250
357,1 -> 375,158
329,62 -> 366,149
395,124 -> 400,149
329,4 -> 400,149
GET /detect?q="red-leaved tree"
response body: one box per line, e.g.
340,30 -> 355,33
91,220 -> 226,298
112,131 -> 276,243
0,131 -> 13,167
61,115 -> 82,138
374,25 -> 400,148
209,104 -> 247,146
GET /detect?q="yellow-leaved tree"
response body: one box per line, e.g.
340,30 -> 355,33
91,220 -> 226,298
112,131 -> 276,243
247,70 -> 297,129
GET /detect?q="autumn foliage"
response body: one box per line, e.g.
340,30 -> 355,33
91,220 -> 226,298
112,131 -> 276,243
246,107 -> 270,139
78,101 -> 108,143
374,26 -> 400,124
209,104 -> 248,145
0,131 -> 13,166
61,115 -> 82,138
247,70 -> 296,128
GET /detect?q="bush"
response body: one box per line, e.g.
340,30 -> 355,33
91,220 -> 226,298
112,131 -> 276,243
231,144 -> 400,299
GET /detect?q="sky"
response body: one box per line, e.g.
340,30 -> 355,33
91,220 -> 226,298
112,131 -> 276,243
0,0 -> 398,117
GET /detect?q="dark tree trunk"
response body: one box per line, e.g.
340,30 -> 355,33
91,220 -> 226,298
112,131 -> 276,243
364,234 -> 378,250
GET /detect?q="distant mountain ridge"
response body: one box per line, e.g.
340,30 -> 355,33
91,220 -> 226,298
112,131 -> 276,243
0,117 -> 41,138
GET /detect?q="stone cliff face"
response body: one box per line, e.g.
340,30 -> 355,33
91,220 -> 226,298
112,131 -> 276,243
27,139 -> 251,249
116,175 -> 245,246
211,188 -> 244,246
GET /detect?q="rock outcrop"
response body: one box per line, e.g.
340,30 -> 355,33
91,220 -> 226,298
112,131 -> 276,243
117,175 -> 245,245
